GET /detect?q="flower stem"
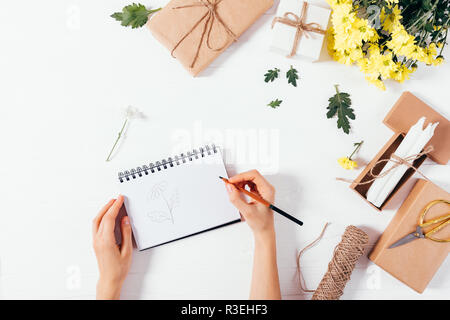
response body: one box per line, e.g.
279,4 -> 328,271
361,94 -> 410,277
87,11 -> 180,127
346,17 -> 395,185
106,118 -> 128,162
148,7 -> 162,15
334,84 -> 340,94
438,28 -> 448,56
349,140 -> 364,160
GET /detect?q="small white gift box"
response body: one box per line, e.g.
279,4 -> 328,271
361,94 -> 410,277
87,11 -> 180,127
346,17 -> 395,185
271,0 -> 330,61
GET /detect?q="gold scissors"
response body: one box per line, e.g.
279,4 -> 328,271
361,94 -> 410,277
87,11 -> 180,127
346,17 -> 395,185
389,199 -> 450,249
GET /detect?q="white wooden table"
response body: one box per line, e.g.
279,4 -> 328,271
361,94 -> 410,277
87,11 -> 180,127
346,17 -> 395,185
0,0 -> 448,300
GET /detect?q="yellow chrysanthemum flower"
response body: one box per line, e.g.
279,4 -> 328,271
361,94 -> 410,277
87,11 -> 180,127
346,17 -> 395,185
365,76 -> 386,90
338,157 -> 358,170
338,141 -> 364,170
433,56 -> 445,66
327,1 -> 446,90
379,53 -> 396,78
335,50 -> 354,65
349,47 -> 364,61
381,6 -> 402,33
390,64 -> 413,83
356,57 -> 369,71
327,0 -> 352,9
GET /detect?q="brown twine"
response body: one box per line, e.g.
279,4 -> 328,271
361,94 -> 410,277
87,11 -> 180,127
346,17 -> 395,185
336,146 -> 434,185
271,2 -> 326,58
297,222 -> 330,293
171,0 -> 237,68
297,225 -> 369,300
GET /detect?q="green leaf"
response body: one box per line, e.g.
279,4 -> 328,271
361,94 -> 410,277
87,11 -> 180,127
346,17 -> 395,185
425,22 -> 434,32
111,12 -> 123,21
264,68 -> 280,83
111,3 -> 161,29
422,0 -> 432,10
286,65 -> 299,87
326,85 -> 355,134
268,99 -> 282,109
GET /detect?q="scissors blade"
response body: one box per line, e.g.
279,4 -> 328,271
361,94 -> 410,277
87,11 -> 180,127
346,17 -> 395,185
388,232 -> 419,249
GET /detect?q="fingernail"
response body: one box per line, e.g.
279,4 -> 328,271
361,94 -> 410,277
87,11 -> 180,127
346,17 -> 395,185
124,216 -> 130,225
226,184 -> 233,193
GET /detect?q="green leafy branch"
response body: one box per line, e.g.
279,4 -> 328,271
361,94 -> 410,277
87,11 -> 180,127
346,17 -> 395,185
286,65 -> 299,87
268,99 -> 282,108
111,3 -> 161,28
264,68 -> 280,82
326,85 -> 356,134
263,66 -> 299,109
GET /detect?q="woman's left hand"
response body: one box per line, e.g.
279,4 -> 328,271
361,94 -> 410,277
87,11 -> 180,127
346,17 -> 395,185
92,195 -> 133,300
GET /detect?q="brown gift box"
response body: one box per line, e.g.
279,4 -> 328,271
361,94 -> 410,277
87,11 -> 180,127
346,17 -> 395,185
350,92 -> 450,211
148,0 -> 274,76
369,179 -> 450,293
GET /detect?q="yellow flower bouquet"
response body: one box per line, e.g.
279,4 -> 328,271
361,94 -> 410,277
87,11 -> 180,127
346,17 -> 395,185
327,0 -> 449,90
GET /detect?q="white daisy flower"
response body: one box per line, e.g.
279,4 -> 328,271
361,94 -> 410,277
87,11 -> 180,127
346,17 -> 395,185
124,105 -> 145,119
106,105 -> 145,161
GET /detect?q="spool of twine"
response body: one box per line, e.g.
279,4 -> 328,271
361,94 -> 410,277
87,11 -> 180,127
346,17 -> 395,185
297,225 -> 369,300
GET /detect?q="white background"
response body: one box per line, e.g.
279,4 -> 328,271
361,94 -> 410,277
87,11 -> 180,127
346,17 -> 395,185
0,0 -> 449,299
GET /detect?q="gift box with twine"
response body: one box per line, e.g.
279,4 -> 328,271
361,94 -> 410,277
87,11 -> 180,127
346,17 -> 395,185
148,0 -> 274,76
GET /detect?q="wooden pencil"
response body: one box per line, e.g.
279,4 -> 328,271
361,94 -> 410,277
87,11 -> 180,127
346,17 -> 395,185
219,176 -> 303,226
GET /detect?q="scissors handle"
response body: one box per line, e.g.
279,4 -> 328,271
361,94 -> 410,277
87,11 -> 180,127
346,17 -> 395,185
419,199 -> 450,243
420,213 -> 450,228
423,218 -> 450,242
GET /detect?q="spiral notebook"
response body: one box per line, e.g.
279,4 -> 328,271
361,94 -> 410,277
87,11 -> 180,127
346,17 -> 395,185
118,145 -> 240,250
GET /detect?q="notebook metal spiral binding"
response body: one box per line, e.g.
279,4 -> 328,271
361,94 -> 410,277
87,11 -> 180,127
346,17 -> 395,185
118,144 -> 218,183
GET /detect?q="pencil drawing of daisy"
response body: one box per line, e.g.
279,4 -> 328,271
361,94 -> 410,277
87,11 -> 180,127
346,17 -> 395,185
147,181 -> 179,224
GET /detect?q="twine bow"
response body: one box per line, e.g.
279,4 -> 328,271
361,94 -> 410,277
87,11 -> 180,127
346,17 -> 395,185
171,0 -> 237,68
337,146 -> 434,185
271,2 -> 326,58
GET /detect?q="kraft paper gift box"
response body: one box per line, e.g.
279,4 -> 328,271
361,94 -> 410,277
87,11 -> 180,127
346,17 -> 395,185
270,0 -> 330,60
369,179 -> 450,293
350,91 -> 450,211
147,0 -> 274,76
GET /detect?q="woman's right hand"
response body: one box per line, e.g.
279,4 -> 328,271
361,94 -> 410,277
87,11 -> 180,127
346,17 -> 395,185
225,170 -> 276,238
225,170 -> 281,299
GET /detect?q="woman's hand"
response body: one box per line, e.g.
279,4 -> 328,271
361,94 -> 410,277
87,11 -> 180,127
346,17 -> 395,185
224,170 -> 281,299
225,170 -> 276,239
92,195 -> 133,300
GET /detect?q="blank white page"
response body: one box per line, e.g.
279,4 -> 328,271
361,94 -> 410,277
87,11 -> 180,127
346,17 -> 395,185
119,148 -> 240,250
